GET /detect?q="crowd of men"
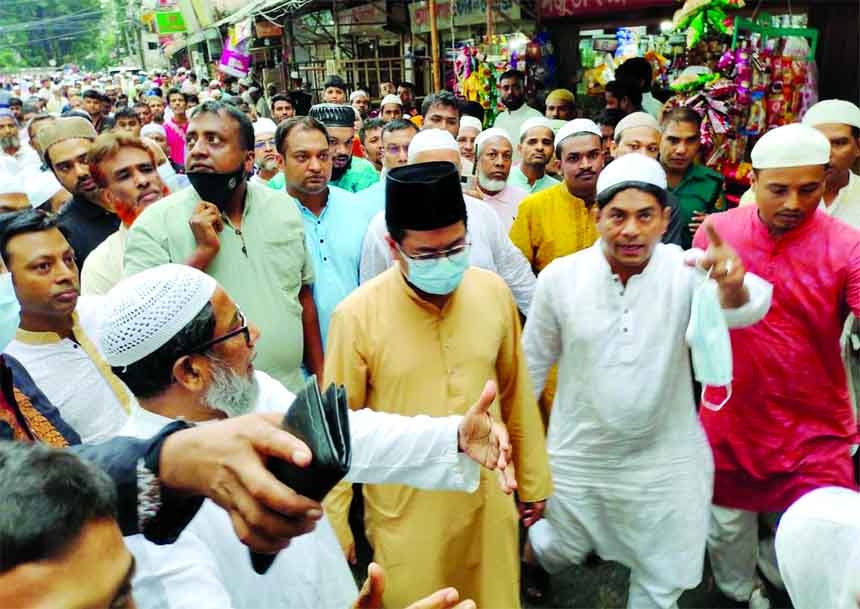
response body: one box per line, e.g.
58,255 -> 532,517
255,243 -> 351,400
0,57 -> 859,609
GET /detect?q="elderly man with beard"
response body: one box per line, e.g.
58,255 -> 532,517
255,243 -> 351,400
0,109 -> 40,174
250,118 -> 282,188
102,262 -> 513,609
469,128 -> 528,232
493,70 -> 542,159
509,117 -> 560,194
309,104 -> 379,194
38,116 -> 121,268
275,116 -> 370,346
359,129 -> 536,315
124,101 -> 324,393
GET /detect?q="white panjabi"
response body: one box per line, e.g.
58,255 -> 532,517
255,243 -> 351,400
802,99 -> 860,129
554,118 -> 602,149
100,264 -> 217,367
597,151 -> 667,196
475,127 -> 513,152
458,115 -> 483,134
407,128 -> 459,163
614,111 -> 661,139
751,123 -> 831,169
21,167 -> 63,207
0,172 -> 25,196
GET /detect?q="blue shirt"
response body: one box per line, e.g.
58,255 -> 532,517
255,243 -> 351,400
355,179 -> 385,222
294,186 -> 370,346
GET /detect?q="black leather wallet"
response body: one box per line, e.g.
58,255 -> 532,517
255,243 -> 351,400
250,375 -> 352,574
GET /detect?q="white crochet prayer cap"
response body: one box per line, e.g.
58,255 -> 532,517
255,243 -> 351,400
519,116 -> 555,139
802,99 -> 860,129
407,128 -> 459,163
475,127 -> 513,152
253,117 -> 277,138
751,123 -> 831,169
614,112 -> 661,139
458,116 -> 483,134
349,89 -> 369,102
380,94 -> 403,108
100,264 -> 217,367
597,152 -> 667,197
140,123 -> 166,138
555,118 -> 601,148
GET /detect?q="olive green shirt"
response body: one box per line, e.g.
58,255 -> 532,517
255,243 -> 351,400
124,181 -> 314,392
667,163 -> 726,250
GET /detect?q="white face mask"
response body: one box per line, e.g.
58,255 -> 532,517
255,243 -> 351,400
686,269 -> 733,411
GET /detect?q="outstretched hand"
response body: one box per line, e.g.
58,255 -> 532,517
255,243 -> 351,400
458,380 -> 517,494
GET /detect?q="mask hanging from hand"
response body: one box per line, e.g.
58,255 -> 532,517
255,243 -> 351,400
0,273 -> 21,352
187,166 -> 245,209
686,268 -> 733,411
403,247 -> 470,296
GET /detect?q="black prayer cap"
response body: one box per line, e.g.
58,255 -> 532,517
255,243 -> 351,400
323,75 -> 347,91
308,103 -> 355,127
385,162 -> 466,233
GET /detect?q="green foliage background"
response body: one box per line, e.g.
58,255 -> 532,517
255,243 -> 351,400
0,0 -> 131,70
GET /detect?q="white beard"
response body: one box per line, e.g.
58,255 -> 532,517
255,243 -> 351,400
203,357 -> 260,418
478,172 -> 506,194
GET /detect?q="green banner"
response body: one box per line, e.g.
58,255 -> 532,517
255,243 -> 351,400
156,10 -> 187,34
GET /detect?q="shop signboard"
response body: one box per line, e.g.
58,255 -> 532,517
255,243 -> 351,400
336,1 -> 387,34
155,10 -> 187,34
410,0 -> 521,34
255,19 -> 283,38
540,0 -> 675,19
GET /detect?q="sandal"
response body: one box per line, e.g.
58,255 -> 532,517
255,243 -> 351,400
521,560 -> 550,604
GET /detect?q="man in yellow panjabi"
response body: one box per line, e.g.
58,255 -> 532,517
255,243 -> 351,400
509,119 -> 603,423
323,161 -> 552,609
510,119 -> 603,275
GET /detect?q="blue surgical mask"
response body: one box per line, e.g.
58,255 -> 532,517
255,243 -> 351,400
401,246 -> 470,296
685,269 -> 733,411
0,273 -> 21,352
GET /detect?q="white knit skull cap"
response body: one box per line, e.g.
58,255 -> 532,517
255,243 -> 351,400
751,123 -> 831,169
802,99 -> 860,129
597,152 -> 667,197
407,128 -> 459,163
100,264 -> 217,367
458,116 -> 483,134
554,118 -> 601,149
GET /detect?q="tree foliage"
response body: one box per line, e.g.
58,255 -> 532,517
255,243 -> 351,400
0,0 -> 121,70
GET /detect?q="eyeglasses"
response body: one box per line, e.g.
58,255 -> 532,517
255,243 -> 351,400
396,241 -> 470,263
188,310 -> 251,353
254,138 -> 275,150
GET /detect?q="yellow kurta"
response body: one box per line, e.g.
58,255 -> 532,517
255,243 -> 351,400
508,182 -> 599,424
323,266 -> 552,609
509,182 -> 599,274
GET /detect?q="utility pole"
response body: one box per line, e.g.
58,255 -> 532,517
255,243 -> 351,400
428,0 -> 441,90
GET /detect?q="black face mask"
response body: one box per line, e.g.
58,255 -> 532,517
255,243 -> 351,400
187,166 -> 245,208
